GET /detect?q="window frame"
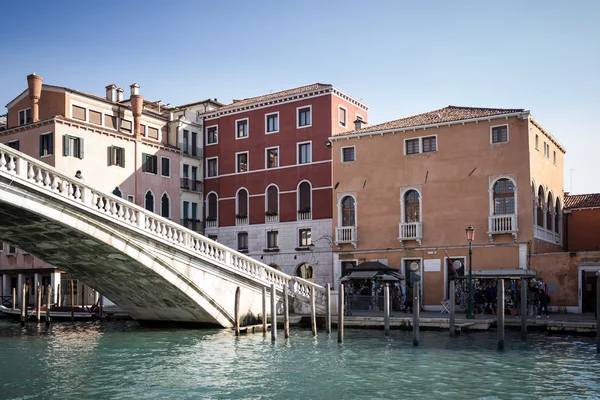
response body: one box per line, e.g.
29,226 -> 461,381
144,189 -> 155,213
339,194 -> 357,227
63,134 -> 84,159
71,104 -> 87,121
266,230 -> 279,249
341,145 -> 356,162
404,135 -> 438,155
142,153 -> 158,175
297,140 -> 312,165
18,108 -> 32,126
544,142 -> 550,159
338,105 -> 348,128
535,134 -> 539,150
160,192 -> 171,219
161,157 -> 171,178
400,187 -> 423,224
489,177 -> 518,217
265,112 -> 279,134
265,146 -> 280,169
109,145 -> 125,168
236,151 -> 249,173
205,125 -> 219,146
235,118 -> 249,140
206,157 -> 219,178
296,105 -> 312,129
237,232 -> 249,251
299,228 -> 312,247
490,124 -> 509,144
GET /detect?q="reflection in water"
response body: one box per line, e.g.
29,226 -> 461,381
0,320 -> 599,399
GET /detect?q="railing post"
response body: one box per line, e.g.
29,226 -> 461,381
325,283 -> 331,334
137,210 -> 146,229
81,187 -> 92,206
16,158 -> 28,179
271,284 -> 277,341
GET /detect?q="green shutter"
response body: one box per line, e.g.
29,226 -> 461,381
142,154 -> 147,172
109,146 -> 115,166
39,135 -> 44,157
121,148 -> 125,168
49,133 -> 53,155
63,135 -> 69,156
78,138 -> 84,159
153,156 -> 158,174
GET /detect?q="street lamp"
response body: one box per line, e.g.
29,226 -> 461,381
465,225 -> 475,319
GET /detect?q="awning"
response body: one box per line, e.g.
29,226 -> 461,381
340,270 -> 405,282
455,268 -> 537,280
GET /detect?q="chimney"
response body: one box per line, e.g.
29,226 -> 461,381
130,83 -> 143,138
354,117 -> 367,131
105,84 -> 116,101
116,87 -> 124,102
27,73 -> 43,122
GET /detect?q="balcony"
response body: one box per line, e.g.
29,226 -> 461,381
180,219 -> 202,233
179,142 -> 203,159
265,213 -> 279,224
205,218 -> 218,228
488,214 -> 518,243
297,210 -> 312,221
398,222 -> 422,246
335,226 -> 357,248
534,225 -> 561,244
180,178 -> 202,193
236,215 -> 248,226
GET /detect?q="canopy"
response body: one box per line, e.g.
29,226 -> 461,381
340,270 -> 405,282
455,268 -> 537,280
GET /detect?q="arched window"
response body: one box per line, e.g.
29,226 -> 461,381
266,185 -> 278,214
555,198 -> 561,234
161,193 -> 170,218
546,193 -> 554,231
298,181 -> 311,212
532,182 -> 536,225
493,179 -> 515,215
404,190 -> 421,222
207,192 -> 217,220
145,190 -> 154,213
236,188 -> 248,217
341,196 -> 355,226
537,187 -> 545,227
296,263 -> 314,281
112,187 -> 122,198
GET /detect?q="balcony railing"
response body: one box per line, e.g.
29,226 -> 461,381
534,225 -> 561,244
488,214 -> 518,242
335,226 -> 357,247
178,142 -> 203,159
205,218 -> 218,228
399,222 -> 422,245
180,178 -> 202,193
236,216 -> 248,226
297,210 -> 312,221
265,214 -> 279,224
180,219 -> 202,233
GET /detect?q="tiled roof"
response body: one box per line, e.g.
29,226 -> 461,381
564,193 -> 600,209
212,83 -> 332,112
335,105 -> 526,136
175,99 -> 224,109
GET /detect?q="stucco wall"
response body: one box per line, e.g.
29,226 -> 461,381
566,208 -> 600,251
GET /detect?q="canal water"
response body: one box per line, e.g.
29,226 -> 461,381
0,320 -> 599,400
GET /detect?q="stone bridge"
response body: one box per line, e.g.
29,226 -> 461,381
0,143 -> 326,327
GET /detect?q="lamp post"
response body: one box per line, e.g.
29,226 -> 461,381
465,225 -> 475,319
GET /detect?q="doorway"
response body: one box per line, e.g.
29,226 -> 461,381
581,269 -> 598,313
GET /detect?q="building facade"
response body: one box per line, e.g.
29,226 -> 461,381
203,84 -> 368,285
330,106 -> 566,309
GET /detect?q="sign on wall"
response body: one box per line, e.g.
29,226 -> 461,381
424,259 -> 441,272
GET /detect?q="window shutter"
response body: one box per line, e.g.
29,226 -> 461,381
121,148 -> 125,168
142,154 -> 147,173
49,133 -> 53,155
39,135 -> 44,157
109,146 -> 115,166
63,135 -> 69,156
78,138 -> 84,159
153,156 -> 157,173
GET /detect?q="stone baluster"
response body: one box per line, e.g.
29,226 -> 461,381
17,158 -> 28,177
137,211 -> 146,229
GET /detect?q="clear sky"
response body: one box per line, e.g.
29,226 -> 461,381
1,0 -> 598,194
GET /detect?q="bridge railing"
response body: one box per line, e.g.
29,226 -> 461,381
0,143 -> 326,302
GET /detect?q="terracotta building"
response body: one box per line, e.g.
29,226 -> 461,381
202,83 -> 368,285
330,105 -> 566,310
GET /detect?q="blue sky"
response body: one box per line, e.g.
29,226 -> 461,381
1,0 -> 598,193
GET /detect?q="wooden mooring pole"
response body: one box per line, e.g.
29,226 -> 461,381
234,286 -> 240,336
262,286 -> 267,334
520,278 -> 527,340
325,284 -> 331,334
20,283 -> 27,327
12,287 -> 16,310
270,284 -> 277,341
384,285 -> 390,336
497,279 -> 505,351
310,286 -> 317,337
338,284 -> 344,343
449,282 -> 456,338
36,284 -> 42,323
45,285 -> 52,326
70,279 -> 75,323
283,284 -> 290,339
413,282 -> 420,346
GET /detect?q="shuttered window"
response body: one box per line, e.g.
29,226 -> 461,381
142,153 -> 158,174
104,115 -> 117,130
39,133 -> 53,157
63,135 -> 84,159
148,127 -> 159,140
121,119 -> 132,134
109,146 -> 125,167
89,110 -> 102,125
72,105 -> 86,121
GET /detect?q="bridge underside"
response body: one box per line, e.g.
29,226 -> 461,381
0,199 -> 226,326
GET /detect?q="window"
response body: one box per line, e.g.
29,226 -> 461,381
341,196 -> 355,226
142,153 -> 158,174
554,199 -> 561,233
491,125 -> 508,143
145,190 -> 155,212
298,142 -> 312,164
299,228 -> 312,247
127,195 -> 134,203
544,142 -> 550,159
267,231 -> 279,249
105,115 -> 117,130
0,242 -> 3,252
18,109 -> 32,126
237,189 -> 248,217
63,135 -> 84,159
266,147 -> 279,168
208,234 -> 218,241
298,181 -> 311,213
237,232 -> 248,251
547,193 -> 554,230
207,193 -> 218,221
266,185 -> 278,214
553,151 -> 556,165
89,110 -> 102,125
161,157 -> 171,177
206,126 -> 218,145
338,106 -> 347,127
191,132 -> 199,157
147,126 -> 159,140
191,202 -> 198,220
207,158 -> 218,177
405,138 -> 420,155
121,119 -> 132,134
7,140 -> 19,150
342,146 -> 355,162
236,118 -> 248,139
297,106 -> 311,128
161,193 -> 170,218
296,263 -> 314,280
422,136 -> 437,153
109,146 -> 125,167
237,152 -> 248,172
182,130 -> 189,154
493,179 -> 515,215
7,245 -> 16,255
404,190 -> 420,222
535,134 -> 539,150
182,201 -> 190,220
72,105 -> 86,121
266,113 -> 279,134
537,187 -> 545,227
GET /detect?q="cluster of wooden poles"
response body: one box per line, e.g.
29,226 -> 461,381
233,276 -> 600,353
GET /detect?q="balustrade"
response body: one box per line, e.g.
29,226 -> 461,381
335,226 -> 357,245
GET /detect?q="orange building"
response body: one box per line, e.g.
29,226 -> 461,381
330,106 -> 565,310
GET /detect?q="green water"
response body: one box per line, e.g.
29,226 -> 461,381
0,319 -> 599,400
